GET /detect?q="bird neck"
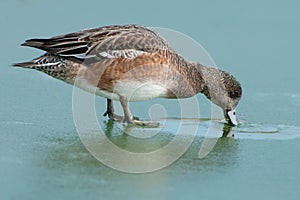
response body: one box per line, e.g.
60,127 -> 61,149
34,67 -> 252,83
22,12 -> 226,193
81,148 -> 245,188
187,62 -> 209,96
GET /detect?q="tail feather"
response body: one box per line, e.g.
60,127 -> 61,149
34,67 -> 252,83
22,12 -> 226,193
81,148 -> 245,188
13,54 -> 64,69
13,61 -> 36,68
21,37 -> 88,55
21,39 -> 51,52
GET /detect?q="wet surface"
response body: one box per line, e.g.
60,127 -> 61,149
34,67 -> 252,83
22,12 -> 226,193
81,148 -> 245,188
1,118 -> 300,199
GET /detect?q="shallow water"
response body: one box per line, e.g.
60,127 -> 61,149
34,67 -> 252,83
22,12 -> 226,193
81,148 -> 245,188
1,118 -> 300,200
1,0 -> 300,200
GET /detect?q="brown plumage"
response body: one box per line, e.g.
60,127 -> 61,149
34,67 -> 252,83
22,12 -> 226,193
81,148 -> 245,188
14,24 -> 242,126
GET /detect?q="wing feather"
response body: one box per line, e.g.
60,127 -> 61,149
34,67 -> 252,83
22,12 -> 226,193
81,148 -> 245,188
22,25 -> 173,59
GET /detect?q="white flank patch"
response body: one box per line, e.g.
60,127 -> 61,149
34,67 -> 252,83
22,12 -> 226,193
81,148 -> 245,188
74,79 -> 119,100
113,80 -> 168,101
74,79 -> 167,101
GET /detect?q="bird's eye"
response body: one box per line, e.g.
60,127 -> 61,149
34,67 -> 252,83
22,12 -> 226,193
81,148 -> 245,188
233,112 -> 236,115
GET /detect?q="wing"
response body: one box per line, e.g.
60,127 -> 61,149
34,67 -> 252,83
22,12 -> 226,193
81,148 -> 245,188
21,25 -> 174,59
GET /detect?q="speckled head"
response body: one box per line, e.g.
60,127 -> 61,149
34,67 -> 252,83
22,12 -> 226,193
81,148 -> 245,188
200,65 -> 242,125
221,70 -> 242,125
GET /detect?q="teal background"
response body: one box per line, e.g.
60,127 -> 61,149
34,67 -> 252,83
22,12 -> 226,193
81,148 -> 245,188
1,0 -> 300,200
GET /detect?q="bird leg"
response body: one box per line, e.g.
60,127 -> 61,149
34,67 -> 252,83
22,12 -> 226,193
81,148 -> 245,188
103,99 -> 139,121
103,99 -> 123,121
119,96 -> 159,127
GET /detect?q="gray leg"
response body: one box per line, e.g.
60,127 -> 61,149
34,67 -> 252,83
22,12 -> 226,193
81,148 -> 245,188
103,99 -> 139,121
103,99 -> 123,121
119,96 -> 159,127
119,96 -> 133,122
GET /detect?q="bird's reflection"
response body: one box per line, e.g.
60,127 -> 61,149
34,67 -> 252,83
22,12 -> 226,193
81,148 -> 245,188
198,122 -> 235,159
103,118 -> 236,159
222,123 -> 235,137
103,119 -> 129,150
103,119 -> 114,137
102,119 -> 172,153
41,118 -> 237,174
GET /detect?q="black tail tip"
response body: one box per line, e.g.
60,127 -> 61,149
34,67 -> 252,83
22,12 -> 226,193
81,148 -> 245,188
21,38 -> 47,48
12,63 -> 22,67
12,61 -> 34,67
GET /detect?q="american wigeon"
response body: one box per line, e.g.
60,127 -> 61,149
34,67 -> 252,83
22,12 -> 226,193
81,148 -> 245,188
14,25 -> 242,126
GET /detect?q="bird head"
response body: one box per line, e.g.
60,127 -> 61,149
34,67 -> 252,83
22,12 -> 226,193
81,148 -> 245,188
200,66 -> 242,126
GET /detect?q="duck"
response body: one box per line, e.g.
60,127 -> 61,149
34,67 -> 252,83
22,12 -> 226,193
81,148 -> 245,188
14,24 -> 242,126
